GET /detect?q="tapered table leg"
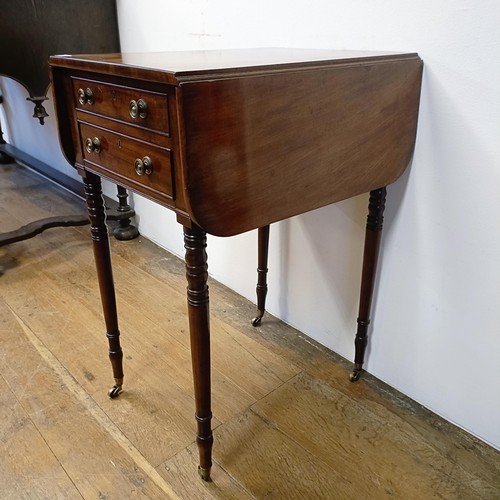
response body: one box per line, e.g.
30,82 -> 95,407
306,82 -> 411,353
184,224 -> 213,481
83,171 -> 124,398
251,225 -> 270,326
351,187 -> 387,382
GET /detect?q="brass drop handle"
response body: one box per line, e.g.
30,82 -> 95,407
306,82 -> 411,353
129,98 -> 148,119
78,87 -> 94,105
85,137 -> 101,154
135,156 -> 153,176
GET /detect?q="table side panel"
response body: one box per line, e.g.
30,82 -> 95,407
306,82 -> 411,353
180,57 -> 423,236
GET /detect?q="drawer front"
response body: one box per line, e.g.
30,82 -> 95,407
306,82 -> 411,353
79,122 -> 174,202
72,78 -> 169,135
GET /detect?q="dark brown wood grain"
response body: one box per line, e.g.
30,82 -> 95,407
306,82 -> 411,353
252,225 -> 270,326
82,170 -> 124,396
79,122 -> 174,204
50,49 -> 422,235
352,187 -> 387,382
181,59 -> 422,235
71,76 -> 170,134
49,48 -> 420,85
183,224 -> 213,480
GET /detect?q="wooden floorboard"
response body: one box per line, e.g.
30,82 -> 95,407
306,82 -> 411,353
1,162 -> 499,499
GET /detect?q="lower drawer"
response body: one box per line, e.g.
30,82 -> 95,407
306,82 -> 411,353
79,122 -> 174,203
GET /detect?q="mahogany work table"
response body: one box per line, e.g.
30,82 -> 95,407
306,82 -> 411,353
49,48 -> 423,481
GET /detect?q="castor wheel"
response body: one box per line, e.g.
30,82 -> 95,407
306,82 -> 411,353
198,466 -> 212,482
251,316 -> 262,327
108,385 -> 122,398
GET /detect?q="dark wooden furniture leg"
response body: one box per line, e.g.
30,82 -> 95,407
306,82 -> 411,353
251,225 -> 270,326
83,171 -> 124,398
112,185 -> 139,241
351,187 -> 387,382
184,224 -> 213,481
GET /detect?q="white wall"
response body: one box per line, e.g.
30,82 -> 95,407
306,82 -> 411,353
1,0 -> 499,451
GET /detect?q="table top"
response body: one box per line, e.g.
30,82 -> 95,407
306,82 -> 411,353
50,47 -> 419,84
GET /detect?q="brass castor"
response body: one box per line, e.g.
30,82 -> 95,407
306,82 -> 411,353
198,466 -> 212,482
251,316 -> 262,327
108,384 -> 122,398
350,366 -> 363,382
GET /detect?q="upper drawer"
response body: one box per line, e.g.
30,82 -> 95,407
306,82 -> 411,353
71,77 -> 170,135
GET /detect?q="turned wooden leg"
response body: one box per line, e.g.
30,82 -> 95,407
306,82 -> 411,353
351,187 -> 387,382
251,225 -> 270,326
83,171 -> 124,398
184,224 -> 213,481
112,185 -> 139,241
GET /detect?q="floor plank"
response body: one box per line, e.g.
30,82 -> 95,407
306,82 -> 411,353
0,353 -> 83,499
1,302 -> 177,499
